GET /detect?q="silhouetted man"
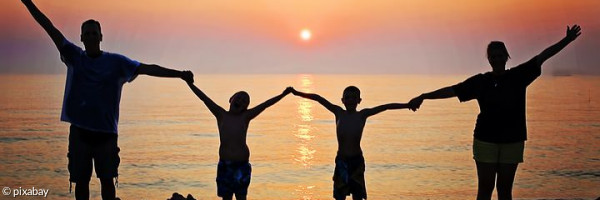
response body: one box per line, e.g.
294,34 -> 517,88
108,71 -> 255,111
21,1 -> 193,199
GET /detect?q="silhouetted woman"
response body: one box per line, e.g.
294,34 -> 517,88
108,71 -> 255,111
409,25 -> 581,200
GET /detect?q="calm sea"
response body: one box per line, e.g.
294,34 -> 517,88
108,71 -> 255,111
0,74 -> 598,200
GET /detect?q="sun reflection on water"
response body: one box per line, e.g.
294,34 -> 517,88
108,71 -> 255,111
293,74 -> 317,199
293,185 -> 316,200
298,99 -> 314,122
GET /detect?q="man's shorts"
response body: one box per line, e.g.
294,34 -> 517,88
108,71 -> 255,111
473,138 -> 524,164
333,154 -> 367,200
216,160 -> 252,197
67,125 -> 120,182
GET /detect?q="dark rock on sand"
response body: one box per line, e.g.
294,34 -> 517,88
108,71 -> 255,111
167,192 -> 196,200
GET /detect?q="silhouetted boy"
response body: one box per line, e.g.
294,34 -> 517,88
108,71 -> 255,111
186,82 -> 292,200
291,86 -> 414,200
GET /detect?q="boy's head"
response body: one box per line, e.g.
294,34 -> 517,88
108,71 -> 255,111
341,86 -> 361,110
229,91 -> 250,113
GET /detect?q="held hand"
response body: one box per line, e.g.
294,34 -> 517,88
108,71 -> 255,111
408,96 -> 424,112
181,70 -> 194,84
284,87 -> 293,95
566,25 -> 581,42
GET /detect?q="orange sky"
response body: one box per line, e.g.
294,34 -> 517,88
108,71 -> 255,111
2,0 -> 599,74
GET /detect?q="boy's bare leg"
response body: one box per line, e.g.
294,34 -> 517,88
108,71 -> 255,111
222,194 -> 233,200
234,193 -> 247,200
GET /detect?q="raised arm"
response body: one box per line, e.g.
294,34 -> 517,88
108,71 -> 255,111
536,25 -> 581,65
187,82 -> 226,118
361,103 -> 411,117
291,87 -> 343,114
137,63 -> 191,82
21,0 -> 66,49
246,87 -> 292,120
409,86 -> 456,111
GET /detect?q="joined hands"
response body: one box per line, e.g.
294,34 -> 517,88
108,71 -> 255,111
408,96 -> 423,112
181,70 -> 194,84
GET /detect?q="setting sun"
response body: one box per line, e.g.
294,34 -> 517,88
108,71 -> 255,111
300,29 -> 311,41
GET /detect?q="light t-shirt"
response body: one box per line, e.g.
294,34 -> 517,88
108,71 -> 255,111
59,39 -> 140,134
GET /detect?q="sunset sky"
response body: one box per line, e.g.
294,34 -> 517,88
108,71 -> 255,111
2,0 -> 599,74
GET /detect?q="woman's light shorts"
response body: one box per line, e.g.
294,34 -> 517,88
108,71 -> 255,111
473,139 -> 524,164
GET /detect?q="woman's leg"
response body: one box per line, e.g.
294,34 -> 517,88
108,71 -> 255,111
496,163 -> 518,200
475,161 -> 497,200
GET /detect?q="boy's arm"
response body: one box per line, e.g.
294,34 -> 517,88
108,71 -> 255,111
291,88 -> 343,114
409,86 -> 456,111
535,25 -> 581,65
137,64 -> 193,82
246,87 -> 292,120
22,0 -> 66,50
361,103 -> 411,117
187,82 -> 226,118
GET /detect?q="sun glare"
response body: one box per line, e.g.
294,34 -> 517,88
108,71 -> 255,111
300,29 -> 311,41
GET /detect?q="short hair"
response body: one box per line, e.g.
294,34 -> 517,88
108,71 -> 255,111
81,19 -> 101,33
343,86 -> 360,97
487,41 -> 510,59
229,91 -> 250,103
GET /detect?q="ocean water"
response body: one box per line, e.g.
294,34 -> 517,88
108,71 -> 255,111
0,74 -> 598,200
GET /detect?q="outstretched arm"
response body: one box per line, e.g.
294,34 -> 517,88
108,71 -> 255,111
362,103 -> 411,117
291,87 -> 343,114
187,82 -> 226,119
409,86 -> 456,111
246,87 -> 292,120
137,63 -> 192,82
536,25 -> 581,65
21,0 -> 66,49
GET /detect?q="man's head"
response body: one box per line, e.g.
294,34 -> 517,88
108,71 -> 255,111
229,91 -> 250,113
341,86 -> 361,111
487,41 -> 510,72
80,19 -> 102,47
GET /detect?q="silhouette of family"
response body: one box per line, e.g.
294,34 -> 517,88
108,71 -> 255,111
21,0 -> 582,199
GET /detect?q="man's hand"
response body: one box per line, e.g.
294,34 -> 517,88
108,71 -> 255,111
181,70 -> 194,84
566,25 -> 581,42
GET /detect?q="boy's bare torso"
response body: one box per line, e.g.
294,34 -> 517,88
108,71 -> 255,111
335,111 -> 367,157
217,112 -> 250,161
